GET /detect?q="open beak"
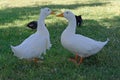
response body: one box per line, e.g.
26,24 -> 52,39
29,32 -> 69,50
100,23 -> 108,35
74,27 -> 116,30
56,13 -> 64,17
50,11 -> 55,15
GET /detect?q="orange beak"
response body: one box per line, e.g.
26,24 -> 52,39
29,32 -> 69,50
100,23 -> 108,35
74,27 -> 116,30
56,13 -> 64,17
50,11 -> 55,15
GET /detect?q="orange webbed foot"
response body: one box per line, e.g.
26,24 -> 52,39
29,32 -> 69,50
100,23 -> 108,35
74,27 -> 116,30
33,58 -> 39,63
68,54 -> 79,64
78,57 -> 83,65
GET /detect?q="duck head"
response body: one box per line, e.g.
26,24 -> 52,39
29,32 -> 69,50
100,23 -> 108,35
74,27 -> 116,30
40,7 -> 55,18
57,11 -> 77,34
56,11 -> 75,21
37,7 -> 55,31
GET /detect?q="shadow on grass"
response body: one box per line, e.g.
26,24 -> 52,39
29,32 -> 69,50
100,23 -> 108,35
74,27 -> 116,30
100,15 -> 120,28
77,19 -> 109,40
99,15 -> 120,49
0,1 -> 110,25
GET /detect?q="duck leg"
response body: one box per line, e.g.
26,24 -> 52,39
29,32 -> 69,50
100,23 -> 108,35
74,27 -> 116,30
69,53 -> 79,63
78,57 -> 83,64
75,54 -> 79,61
33,58 -> 39,63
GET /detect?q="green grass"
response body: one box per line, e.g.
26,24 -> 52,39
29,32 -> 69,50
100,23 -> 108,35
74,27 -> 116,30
0,0 -> 120,80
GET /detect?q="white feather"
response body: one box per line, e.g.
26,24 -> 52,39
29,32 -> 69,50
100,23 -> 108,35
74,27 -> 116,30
11,7 -> 52,59
61,11 -> 109,58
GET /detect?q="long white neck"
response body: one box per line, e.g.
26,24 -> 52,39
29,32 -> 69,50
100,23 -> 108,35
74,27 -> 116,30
65,16 -> 76,34
37,13 -> 46,33
36,12 -> 51,49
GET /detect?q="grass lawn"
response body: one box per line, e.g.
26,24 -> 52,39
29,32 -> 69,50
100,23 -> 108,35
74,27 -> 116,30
0,0 -> 120,80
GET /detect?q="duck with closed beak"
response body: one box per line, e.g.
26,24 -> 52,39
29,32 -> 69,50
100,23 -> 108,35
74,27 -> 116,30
11,7 -> 55,62
57,11 -> 109,64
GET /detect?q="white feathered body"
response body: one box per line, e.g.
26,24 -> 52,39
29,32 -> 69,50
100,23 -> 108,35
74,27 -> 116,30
60,11 -> 109,58
61,32 -> 109,58
11,7 -> 52,59
11,32 -> 51,59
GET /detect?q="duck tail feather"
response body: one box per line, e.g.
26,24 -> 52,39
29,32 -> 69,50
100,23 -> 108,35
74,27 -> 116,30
104,38 -> 110,45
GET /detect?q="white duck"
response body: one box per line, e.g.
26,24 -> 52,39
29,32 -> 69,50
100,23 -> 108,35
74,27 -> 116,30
57,11 -> 109,64
11,7 -> 54,62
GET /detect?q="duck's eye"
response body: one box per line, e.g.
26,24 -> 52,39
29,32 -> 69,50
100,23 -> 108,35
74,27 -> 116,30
48,9 -> 50,11
66,12 -> 69,14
